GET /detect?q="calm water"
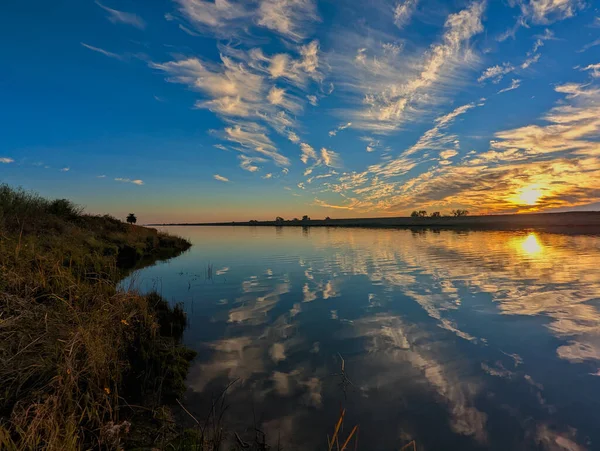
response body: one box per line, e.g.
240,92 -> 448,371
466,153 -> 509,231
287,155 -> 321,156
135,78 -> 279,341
123,226 -> 600,450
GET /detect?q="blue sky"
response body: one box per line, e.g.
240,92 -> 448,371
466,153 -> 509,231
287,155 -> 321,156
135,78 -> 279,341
1,0 -> 599,222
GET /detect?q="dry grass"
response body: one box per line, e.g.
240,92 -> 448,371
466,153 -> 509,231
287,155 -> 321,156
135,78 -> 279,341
0,184 -> 193,450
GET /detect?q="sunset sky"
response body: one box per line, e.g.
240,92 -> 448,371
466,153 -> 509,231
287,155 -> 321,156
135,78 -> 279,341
2,0 -> 600,222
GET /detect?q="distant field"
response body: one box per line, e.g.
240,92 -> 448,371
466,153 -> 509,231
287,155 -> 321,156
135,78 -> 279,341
150,211 -> 600,233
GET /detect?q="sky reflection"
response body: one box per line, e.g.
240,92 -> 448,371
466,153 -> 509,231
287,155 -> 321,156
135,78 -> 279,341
124,226 -> 600,450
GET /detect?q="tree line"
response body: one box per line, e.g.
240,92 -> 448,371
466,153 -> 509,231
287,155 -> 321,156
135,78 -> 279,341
410,210 -> 469,218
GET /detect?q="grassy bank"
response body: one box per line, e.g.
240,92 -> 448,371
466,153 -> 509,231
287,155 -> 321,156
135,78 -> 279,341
0,185 -> 195,450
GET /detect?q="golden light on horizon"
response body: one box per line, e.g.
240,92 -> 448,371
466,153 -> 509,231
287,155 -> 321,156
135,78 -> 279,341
518,185 -> 543,205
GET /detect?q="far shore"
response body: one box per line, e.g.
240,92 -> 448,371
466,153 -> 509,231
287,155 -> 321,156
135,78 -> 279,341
148,211 -> 600,234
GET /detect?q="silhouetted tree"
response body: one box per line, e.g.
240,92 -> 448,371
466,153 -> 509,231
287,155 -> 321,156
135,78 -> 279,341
293,218 -> 300,222
302,215 -> 310,221
411,210 -> 428,218
325,216 -> 331,221
411,211 -> 419,218
126,213 -> 137,224
275,216 -> 285,223
451,209 -> 469,217
430,211 -> 441,218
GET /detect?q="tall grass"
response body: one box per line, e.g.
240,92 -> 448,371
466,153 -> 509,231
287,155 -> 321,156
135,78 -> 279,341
0,184 -> 194,450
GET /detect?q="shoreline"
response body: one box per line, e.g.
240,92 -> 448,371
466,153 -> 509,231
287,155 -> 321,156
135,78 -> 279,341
149,211 -> 600,234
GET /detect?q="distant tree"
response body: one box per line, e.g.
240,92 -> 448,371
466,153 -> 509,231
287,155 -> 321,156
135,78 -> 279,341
451,209 -> 469,217
126,213 -> 137,224
410,211 -> 419,218
325,216 -> 331,221
430,211 -> 441,218
293,218 -> 300,222
275,216 -> 285,223
249,219 -> 259,224
302,215 -> 310,221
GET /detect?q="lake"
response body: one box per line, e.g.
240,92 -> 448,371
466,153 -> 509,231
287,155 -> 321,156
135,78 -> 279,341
123,226 -> 600,450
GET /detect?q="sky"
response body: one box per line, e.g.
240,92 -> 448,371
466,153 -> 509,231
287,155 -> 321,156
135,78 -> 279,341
1,0 -> 600,223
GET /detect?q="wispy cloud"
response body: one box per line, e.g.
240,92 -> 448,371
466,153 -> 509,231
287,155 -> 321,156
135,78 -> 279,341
498,79 -> 521,94
520,0 -> 584,25
238,154 -> 266,172
478,63 -> 515,84
214,174 -> 230,182
96,1 -> 146,29
257,0 -> 319,41
171,0 -> 318,41
97,175 -> 106,178
0,157 -> 14,164
81,42 -> 123,60
499,0 -> 583,41
334,1 -> 486,132
521,53 -> 540,69
328,122 -> 352,137
60,167 -> 70,172
394,0 -> 419,29
300,142 -> 317,164
223,122 -> 290,166
150,40 -> 322,167
115,177 -> 144,185
582,63 -> 600,78
320,147 -> 341,168
578,38 -> 600,53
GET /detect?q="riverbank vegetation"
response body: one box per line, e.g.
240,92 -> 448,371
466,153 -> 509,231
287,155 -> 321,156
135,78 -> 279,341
0,185 -> 194,449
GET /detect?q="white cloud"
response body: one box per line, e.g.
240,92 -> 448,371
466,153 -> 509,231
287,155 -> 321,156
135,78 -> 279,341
238,154 -> 266,172
172,0 -> 318,40
300,142 -> 317,164
579,38 -> 600,53
498,79 -> 521,94
394,0 -> 419,29
60,167 -> 70,172
257,0 -> 319,41
223,122 -> 290,166
328,122 -> 352,137
361,136 -> 381,153
521,53 -> 540,69
97,175 -> 106,178
306,94 -> 318,106
0,157 -> 14,164
520,0 -> 585,25
532,28 -> 555,52
115,177 -> 144,185
321,147 -> 341,168
262,173 -> 273,179
213,174 -> 230,182
96,1 -> 146,29
338,2 -> 486,132
171,0 -> 251,36
478,63 -> 515,84
582,63 -> 600,78
81,42 -> 123,60
150,40 -> 322,167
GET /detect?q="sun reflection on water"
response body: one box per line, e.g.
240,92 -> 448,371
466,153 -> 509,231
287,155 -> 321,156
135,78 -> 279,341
520,233 -> 543,256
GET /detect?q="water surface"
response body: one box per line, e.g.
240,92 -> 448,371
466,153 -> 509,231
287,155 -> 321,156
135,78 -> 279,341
124,226 -> 600,450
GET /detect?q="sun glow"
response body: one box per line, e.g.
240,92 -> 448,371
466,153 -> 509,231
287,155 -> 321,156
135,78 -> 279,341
518,186 -> 543,205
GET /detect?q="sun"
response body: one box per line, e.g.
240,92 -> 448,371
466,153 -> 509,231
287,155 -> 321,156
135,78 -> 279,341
518,186 -> 543,205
